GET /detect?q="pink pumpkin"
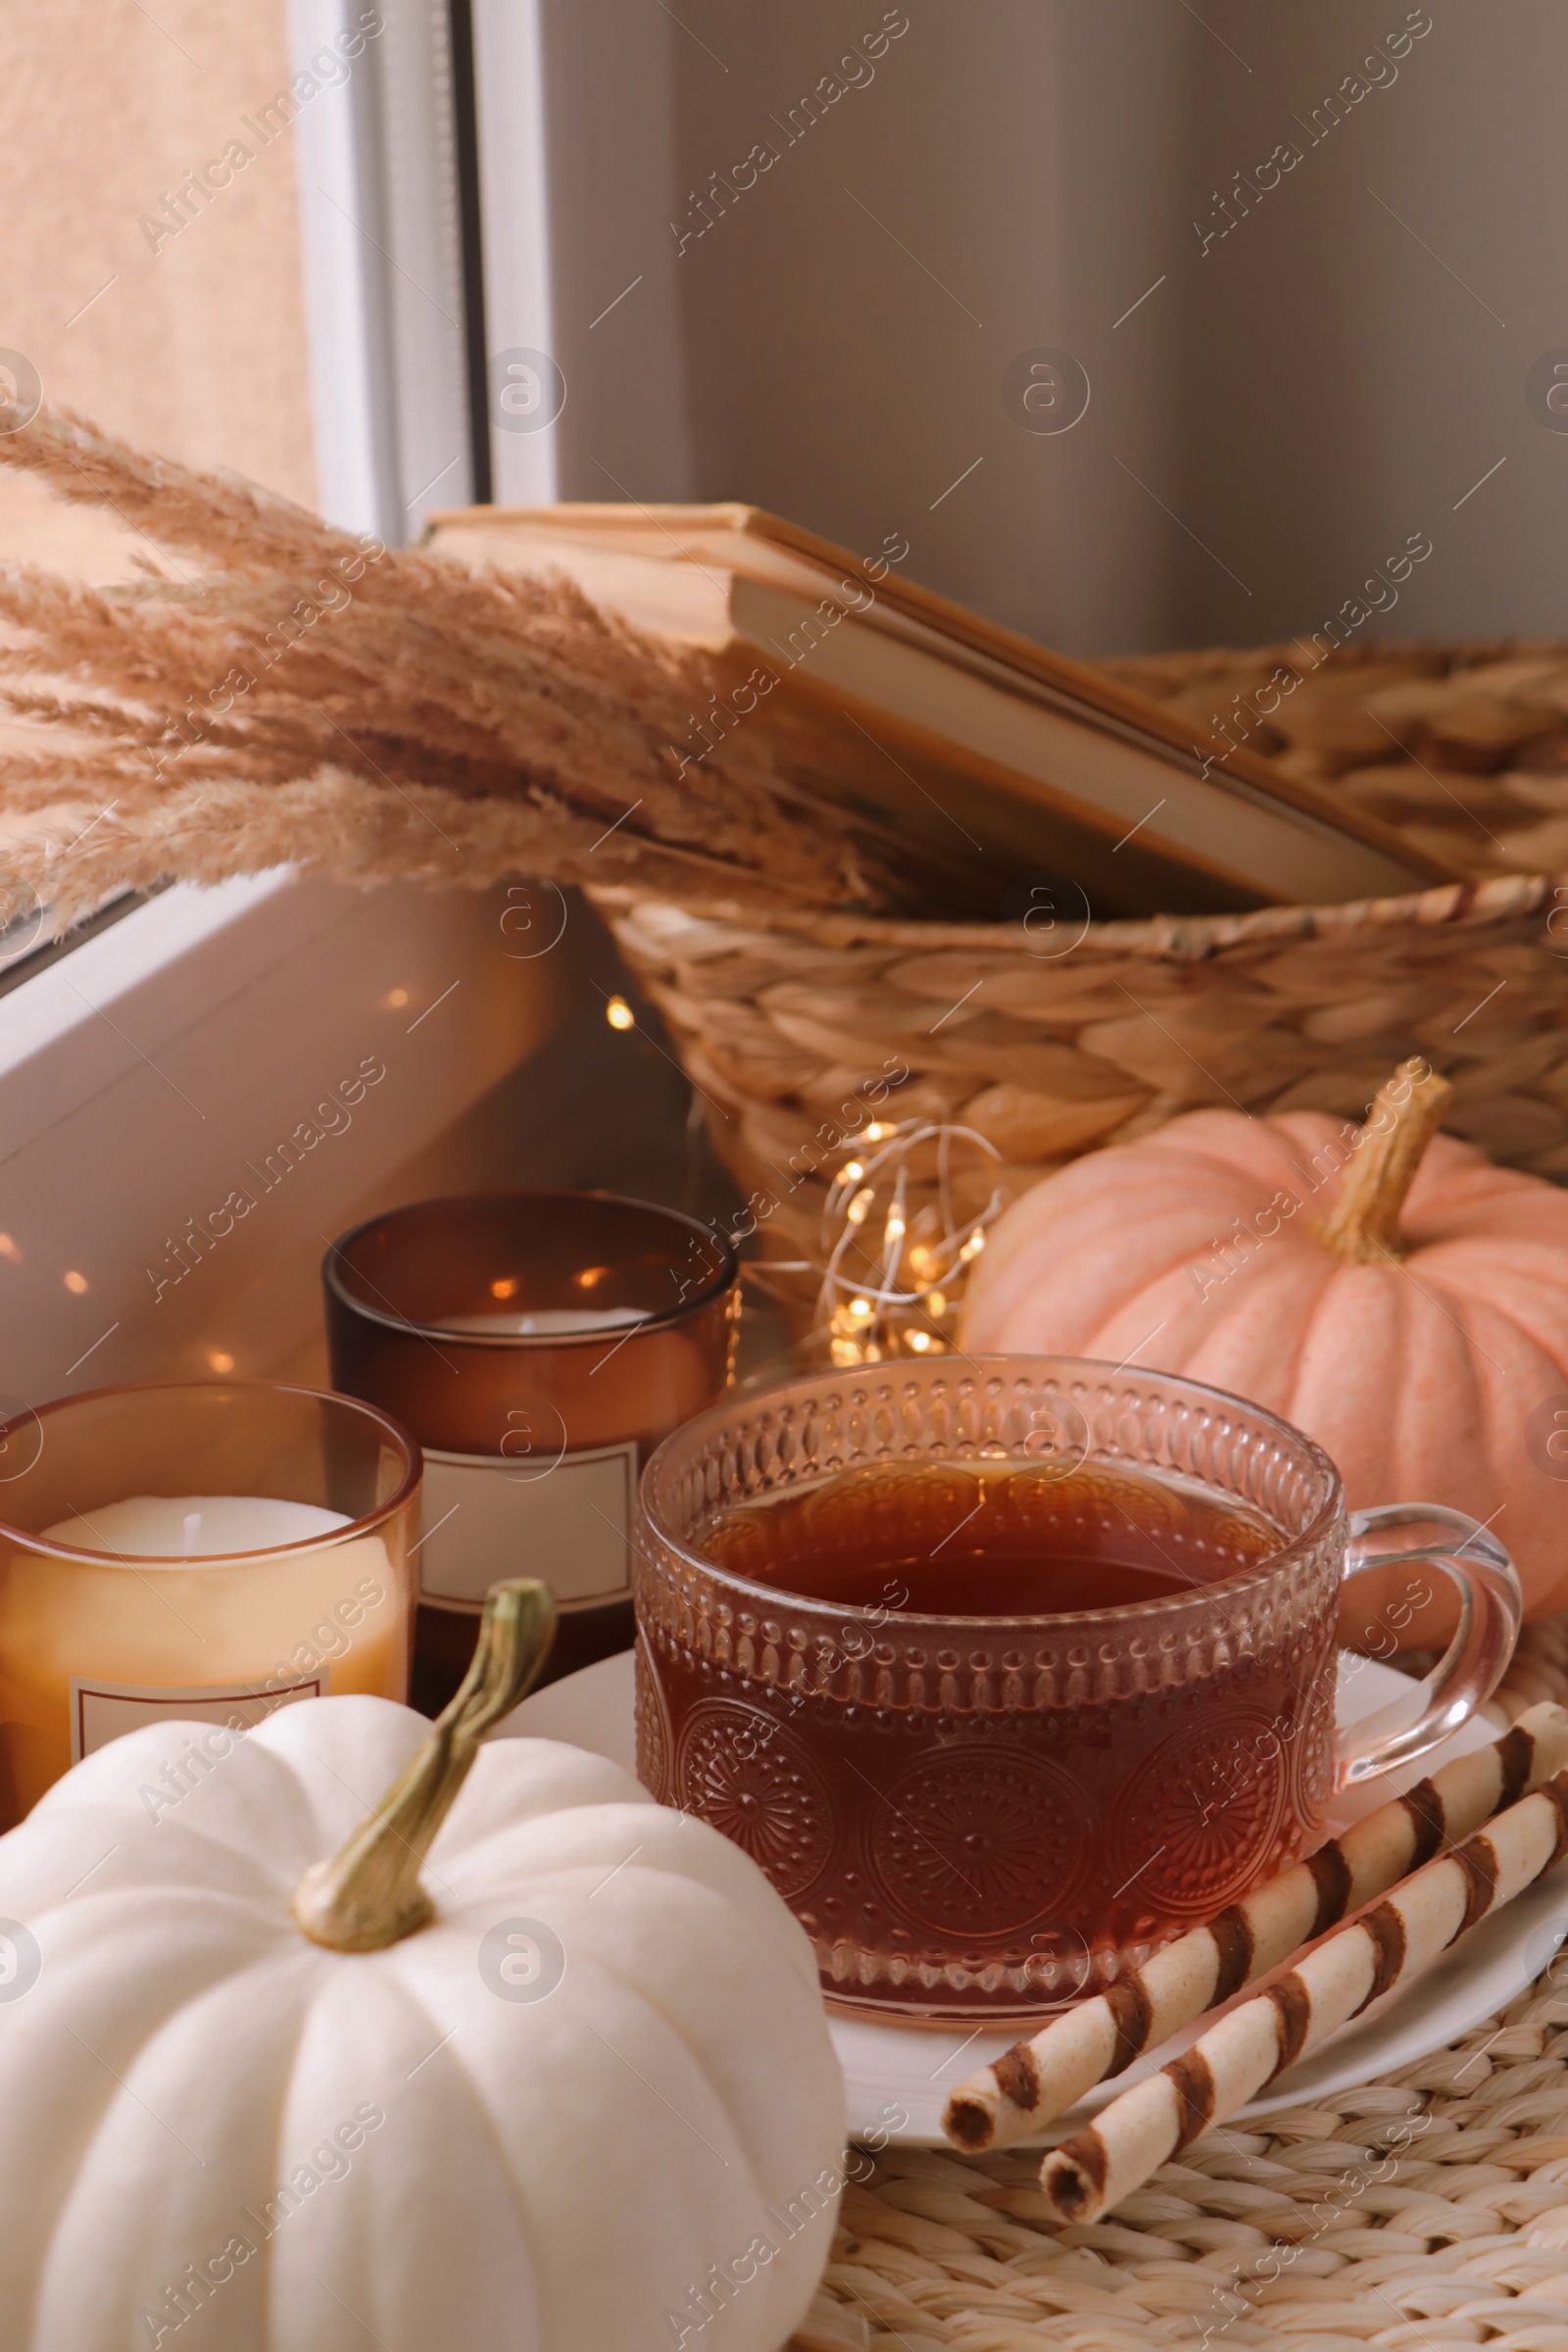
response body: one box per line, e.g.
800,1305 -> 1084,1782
962,1062 -> 1568,1622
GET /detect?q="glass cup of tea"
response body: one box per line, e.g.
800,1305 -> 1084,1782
635,1356 -> 1520,2020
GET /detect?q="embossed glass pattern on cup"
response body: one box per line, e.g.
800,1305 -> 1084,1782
636,1359 -> 1513,2021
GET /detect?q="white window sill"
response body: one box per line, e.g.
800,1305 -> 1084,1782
0,871 -> 566,1402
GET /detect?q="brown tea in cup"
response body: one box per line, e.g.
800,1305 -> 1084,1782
701,1457 -> 1280,1613
680,1459 -> 1293,1962
636,1361 -> 1520,2018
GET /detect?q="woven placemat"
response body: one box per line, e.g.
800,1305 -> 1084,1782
791,1621 -> 1568,2352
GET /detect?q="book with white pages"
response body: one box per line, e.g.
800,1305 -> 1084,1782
425,502 -> 1457,919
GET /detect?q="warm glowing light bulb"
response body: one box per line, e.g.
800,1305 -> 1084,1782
846,1188 -> 873,1226
885,1212 -> 906,1243
841,1161 -> 864,1184
926,1290 -> 947,1317
606,996 -> 635,1030
63,1270 -> 88,1295
208,1350 -> 235,1374
850,1297 -> 872,1320
906,1329 -> 932,1352
386,987 -> 410,1008
864,1122 -> 889,1143
491,1277 -> 518,1299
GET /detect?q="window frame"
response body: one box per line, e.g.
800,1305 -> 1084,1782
0,0 -> 572,1405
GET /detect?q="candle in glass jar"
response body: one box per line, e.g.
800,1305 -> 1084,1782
0,1382 -> 418,1833
324,1190 -> 738,1711
0,1494 -> 399,1812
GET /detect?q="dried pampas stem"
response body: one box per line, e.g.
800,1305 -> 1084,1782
0,401 -> 930,930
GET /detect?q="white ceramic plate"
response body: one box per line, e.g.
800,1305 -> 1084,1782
499,1651 -> 1568,2145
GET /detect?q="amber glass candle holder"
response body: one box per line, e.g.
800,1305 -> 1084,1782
0,1381 -> 418,1829
323,1191 -> 738,1711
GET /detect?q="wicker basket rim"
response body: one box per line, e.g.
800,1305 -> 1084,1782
589,868 -> 1564,964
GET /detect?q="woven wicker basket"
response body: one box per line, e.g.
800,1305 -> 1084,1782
1102,634 -> 1568,884
590,637 -> 1568,1327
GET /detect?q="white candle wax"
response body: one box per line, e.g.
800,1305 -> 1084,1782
439,1306 -> 651,1337
0,1492 -> 405,1816
54,1494 -> 352,1557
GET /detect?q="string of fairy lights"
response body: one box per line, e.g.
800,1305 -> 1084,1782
805,1118 -> 1004,1362
604,997 -> 1006,1366
818,1118 -> 1002,1361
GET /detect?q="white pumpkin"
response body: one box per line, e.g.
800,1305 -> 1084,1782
0,1585 -> 845,2350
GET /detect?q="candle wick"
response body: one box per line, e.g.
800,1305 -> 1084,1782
182,1509 -> 202,1557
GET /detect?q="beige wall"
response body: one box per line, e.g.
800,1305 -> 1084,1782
548,0 -> 1568,658
0,0 -> 317,578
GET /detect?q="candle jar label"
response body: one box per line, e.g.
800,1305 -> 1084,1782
418,1442 -> 639,1612
70,1671 -> 327,1763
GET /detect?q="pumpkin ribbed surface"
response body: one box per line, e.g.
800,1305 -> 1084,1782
0,1695 -> 844,2350
961,1107 -> 1568,1619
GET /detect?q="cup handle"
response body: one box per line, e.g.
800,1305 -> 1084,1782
1335,1502 -> 1522,1791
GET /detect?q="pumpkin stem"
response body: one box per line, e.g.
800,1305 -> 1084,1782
290,1579 -> 558,1953
1317,1057 -> 1453,1266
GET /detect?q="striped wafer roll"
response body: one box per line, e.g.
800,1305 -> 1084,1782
1039,1763 -> 1568,2224
943,1700 -> 1568,2153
